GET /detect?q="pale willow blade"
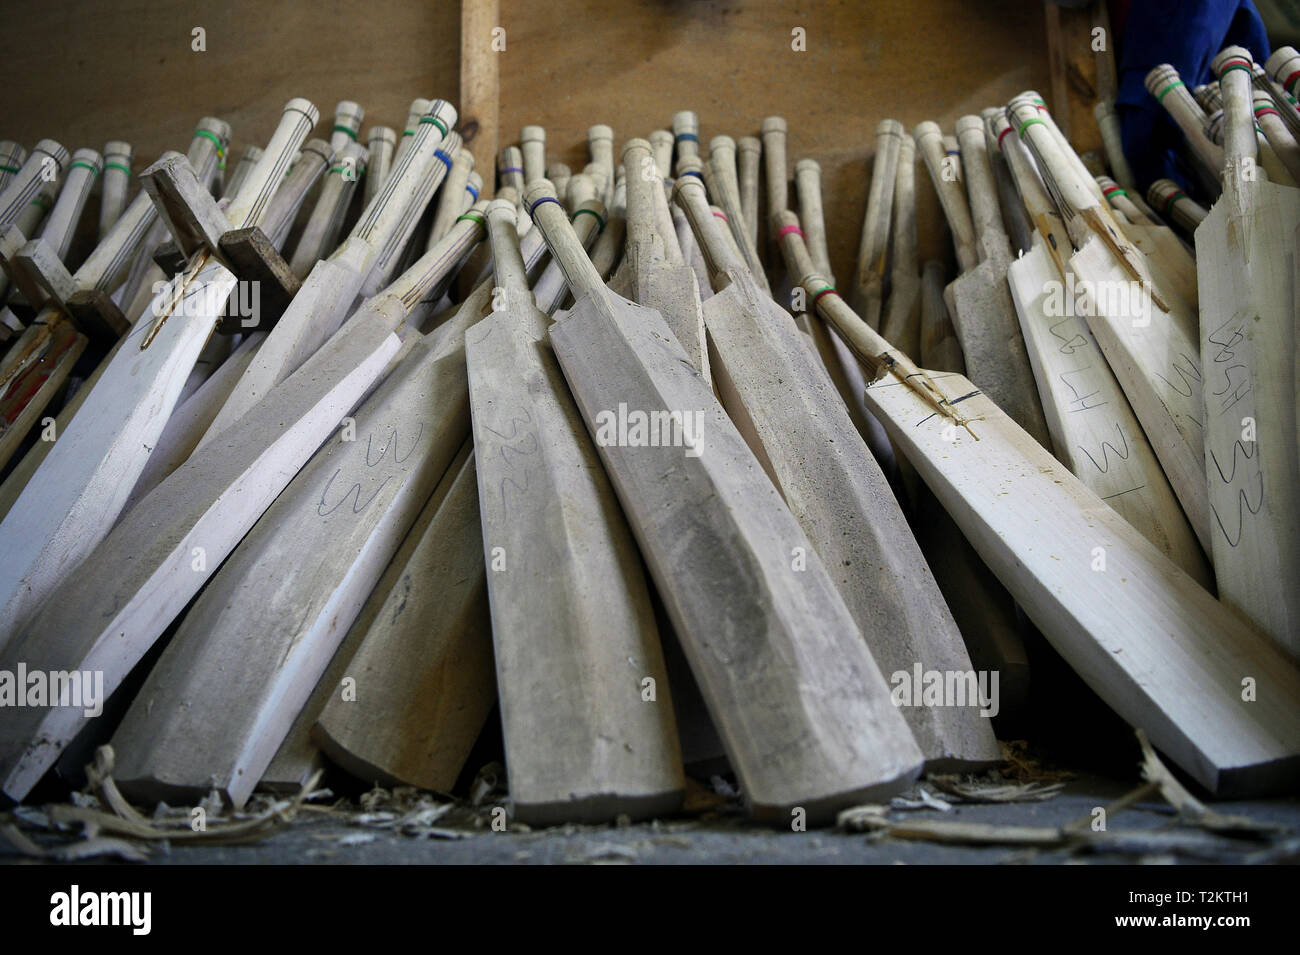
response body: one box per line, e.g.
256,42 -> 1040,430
1196,48 -> 1300,659
0,98 -> 317,648
529,178 -> 923,822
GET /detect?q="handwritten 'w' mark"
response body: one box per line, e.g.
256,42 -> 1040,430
1078,422 -> 1131,473
318,469 -> 394,516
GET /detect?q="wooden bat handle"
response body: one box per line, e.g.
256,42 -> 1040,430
351,99 -> 456,248
793,158 -> 834,280
774,209 -> 968,426
673,111 -> 700,160
672,156 -> 745,284
0,142 -> 27,195
520,125 -> 546,183
262,138 -> 333,248
761,116 -> 788,213
1266,46 -> 1300,94
330,100 -> 365,153
622,138 -> 665,262
99,140 -> 133,239
954,114 -> 1007,256
499,145 -> 525,202
1006,95 -> 1098,215
387,198 -> 487,311
226,97 -> 318,230
914,122 -> 977,272
524,179 -> 606,305
648,130 -> 674,179
0,140 -> 68,231
486,197 -> 529,295
989,110 -> 1055,222
737,135 -> 761,248
1213,47 -> 1260,168
1146,179 -> 1208,227
42,148 -> 102,260
588,124 -> 615,203
363,126 -> 396,206
565,172 -> 596,211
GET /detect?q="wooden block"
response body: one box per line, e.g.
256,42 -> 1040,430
66,289 -> 130,347
215,226 -> 301,329
140,153 -> 230,261
527,179 -> 924,822
460,0 -> 499,198
12,238 -> 76,312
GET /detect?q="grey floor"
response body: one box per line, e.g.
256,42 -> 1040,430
7,771 -> 1295,865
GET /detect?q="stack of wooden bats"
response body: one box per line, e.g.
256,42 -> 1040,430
0,61 -> 1297,827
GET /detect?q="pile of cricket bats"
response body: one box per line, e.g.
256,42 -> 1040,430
0,53 -> 1297,827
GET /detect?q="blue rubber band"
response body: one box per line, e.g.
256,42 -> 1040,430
676,132 -> 698,142
434,149 -> 452,167
465,184 -> 480,199
528,195 -> 563,217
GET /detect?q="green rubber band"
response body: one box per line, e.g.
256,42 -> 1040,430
402,129 -> 415,136
1216,61 -> 1253,80
193,128 -> 225,156
1155,79 -> 1184,102
105,161 -> 132,175
0,164 -> 19,175
456,212 -> 485,225
1017,117 -> 1046,138
70,160 -> 99,176
419,116 -> 449,137
1102,185 -> 1128,197
572,207 -> 605,229
30,195 -> 50,209
332,124 -> 358,139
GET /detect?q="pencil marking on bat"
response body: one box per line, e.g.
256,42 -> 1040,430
1102,484 -> 1146,500
318,468 -> 393,516
364,422 -> 425,466
1079,423 -> 1132,474
1058,366 -> 1108,412
1154,353 -> 1201,401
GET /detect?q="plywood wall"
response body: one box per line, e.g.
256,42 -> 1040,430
2,0 -> 1049,286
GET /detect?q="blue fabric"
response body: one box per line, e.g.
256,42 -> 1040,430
1116,0 -> 1271,193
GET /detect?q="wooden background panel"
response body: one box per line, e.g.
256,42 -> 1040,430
498,0 -> 1051,281
0,0 -> 459,177
2,0 -> 1050,287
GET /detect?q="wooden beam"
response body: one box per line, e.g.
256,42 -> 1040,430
460,0 -> 499,199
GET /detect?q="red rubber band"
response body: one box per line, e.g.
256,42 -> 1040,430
997,124 -> 1014,147
777,224 -> 804,239
1285,69 -> 1300,93
811,286 -> 839,308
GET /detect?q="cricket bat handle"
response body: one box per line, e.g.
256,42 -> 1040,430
1006,94 -> 1098,215
351,99 -> 458,249
622,138 -> 665,261
954,114 -> 1008,254
1213,47 -> 1260,168
486,197 -> 530,296
524,179 -> 607,304
673,156 -> 747,285
226,97 -> 319,230
0,140 -> 68,231
914,122 -> 977,272
761,116 -> 788,213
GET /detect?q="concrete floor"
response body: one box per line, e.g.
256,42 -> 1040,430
7,771 -> 1295,865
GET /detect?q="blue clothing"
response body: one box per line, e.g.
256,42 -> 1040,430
1116,0 -> 1271,192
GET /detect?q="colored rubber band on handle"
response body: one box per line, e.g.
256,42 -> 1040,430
193,129 -> 226,156
811,285 -> 839,309
105,162 -> 132,175
1285,70 -> 1300,94
0,165 -> 18,174
681,170 -> 704,179
1215,58 -> 1254,80
777,224 -> 804,239
434,150 -> 453,167
527,195 -> 563,218
572,207 -> 606,229
333,124 -> 359,140
1255,104 -> 1282,119
501,166 -> 524,175
675,133 -> 699,142
1155,79 -> 1185,103
418,116 -> 449,137
465,184 -> 480,199
997,125 -> 1014,147
70,160 -> 99,176
1017,117 -> 1047,139
456,212 -> 485,225
1101,184 -> 1127,197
